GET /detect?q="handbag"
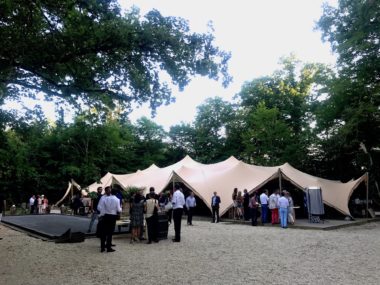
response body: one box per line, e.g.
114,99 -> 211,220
153,201 -> 158,216
164,202 -> 173,212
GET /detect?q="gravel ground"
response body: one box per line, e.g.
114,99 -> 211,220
0,220 -> 379,285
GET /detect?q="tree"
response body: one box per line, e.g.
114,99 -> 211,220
242,102 -> 294,166
0,0 -> 231,113
168,123 -> 197,161
237,55 -> 330,167
133,116 -> 167,167
316,0 -> 380,189
193,97 -> 235,163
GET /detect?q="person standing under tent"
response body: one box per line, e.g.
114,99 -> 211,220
87,187 -> 103,233
236,191 -> 243,219
231,188 -> 238,219
71,193 -> 82,215
29,195 -> 35,214
278,191 -> 289,229
243,189 -> 250,221
158,192 -> 167,212
185,191 -> 196,226
42,195 -> 49,213
166,192 -> 173,225
259,189 -> 269,225
211,191 -> 221,223
37,195 -> 43,214
171,185 -> 185,242
129,190 -> 145,243
269,189 -> 280,224
285,191 -> 295,225
97,186 -> 121,252
145,192 -> 159,244
33,196 -> 38,214
249,191 -> 259,226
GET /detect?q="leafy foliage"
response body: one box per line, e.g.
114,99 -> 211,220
0,0 -> 231,113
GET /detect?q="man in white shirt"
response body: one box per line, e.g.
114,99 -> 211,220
171,185 -> 185,242
259,189 -> 269,225
278,191 -> 290,228
185,191 -> 196,226
97,186 -> 122,252
29,195 -> 35,214
269,189 -> 279,225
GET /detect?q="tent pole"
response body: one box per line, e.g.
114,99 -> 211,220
366,172 -> 369,219
278,169 -> 282,192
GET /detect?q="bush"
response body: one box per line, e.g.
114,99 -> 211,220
122,186 -> 145,201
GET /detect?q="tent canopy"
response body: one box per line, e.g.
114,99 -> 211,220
85,155 -> 367,217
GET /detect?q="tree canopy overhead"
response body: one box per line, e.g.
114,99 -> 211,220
0,0 -> 231,112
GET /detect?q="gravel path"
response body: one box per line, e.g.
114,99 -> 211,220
0,220 -> 379,285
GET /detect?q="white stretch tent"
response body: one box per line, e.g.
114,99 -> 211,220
85,156 -> 367,217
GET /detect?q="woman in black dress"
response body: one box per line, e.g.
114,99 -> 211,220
130,191 -> 145,243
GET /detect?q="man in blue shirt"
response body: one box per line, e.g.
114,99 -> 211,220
211,192 -> 221,223
185,191 -> 196,226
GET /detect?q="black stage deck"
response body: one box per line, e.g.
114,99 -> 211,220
1,214 -> 129,240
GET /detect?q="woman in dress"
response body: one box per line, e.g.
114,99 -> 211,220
285,191 -> 295,225
145,192 -> 159,244
166,192 -> 173,225
232,188 -> 238,219
236,191 -> 244,219
130,191 -> 145,243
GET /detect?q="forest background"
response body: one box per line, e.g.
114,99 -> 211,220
0,1 -> 379,206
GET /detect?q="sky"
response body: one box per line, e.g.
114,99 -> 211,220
125,0 -> 338,130
5,0 -> 338,130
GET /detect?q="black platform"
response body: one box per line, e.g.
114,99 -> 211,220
1,214 -> 129,240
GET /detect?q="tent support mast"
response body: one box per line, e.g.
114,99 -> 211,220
278,169 -> 282,192
366,172 -> 369,218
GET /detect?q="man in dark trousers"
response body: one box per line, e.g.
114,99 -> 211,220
211,192 -> 221,223
87,186 -> 103,233
97,186 -> 121,252
243,189 -> 250,221
185,191 -> 196,225
171,184 -> 185,242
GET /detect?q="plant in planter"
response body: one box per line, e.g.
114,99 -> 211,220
122,186 -> 145,201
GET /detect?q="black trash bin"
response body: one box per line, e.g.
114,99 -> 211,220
157,213 -> 168,240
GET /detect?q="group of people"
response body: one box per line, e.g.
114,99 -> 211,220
91,184 -> 199,253
231,188 -> 296,228
258,189 -> 295,228
231,188 -> 250,221
28,194 -> 49,214
91,185 -> 297,252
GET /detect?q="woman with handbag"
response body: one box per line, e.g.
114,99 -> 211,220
165,192 -> 173,225
145,192 -> 159,244
129,191 -> 145,243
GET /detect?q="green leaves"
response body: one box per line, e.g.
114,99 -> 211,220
1,0 -> 231,113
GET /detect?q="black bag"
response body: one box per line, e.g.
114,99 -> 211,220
153,204 -> 158,216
